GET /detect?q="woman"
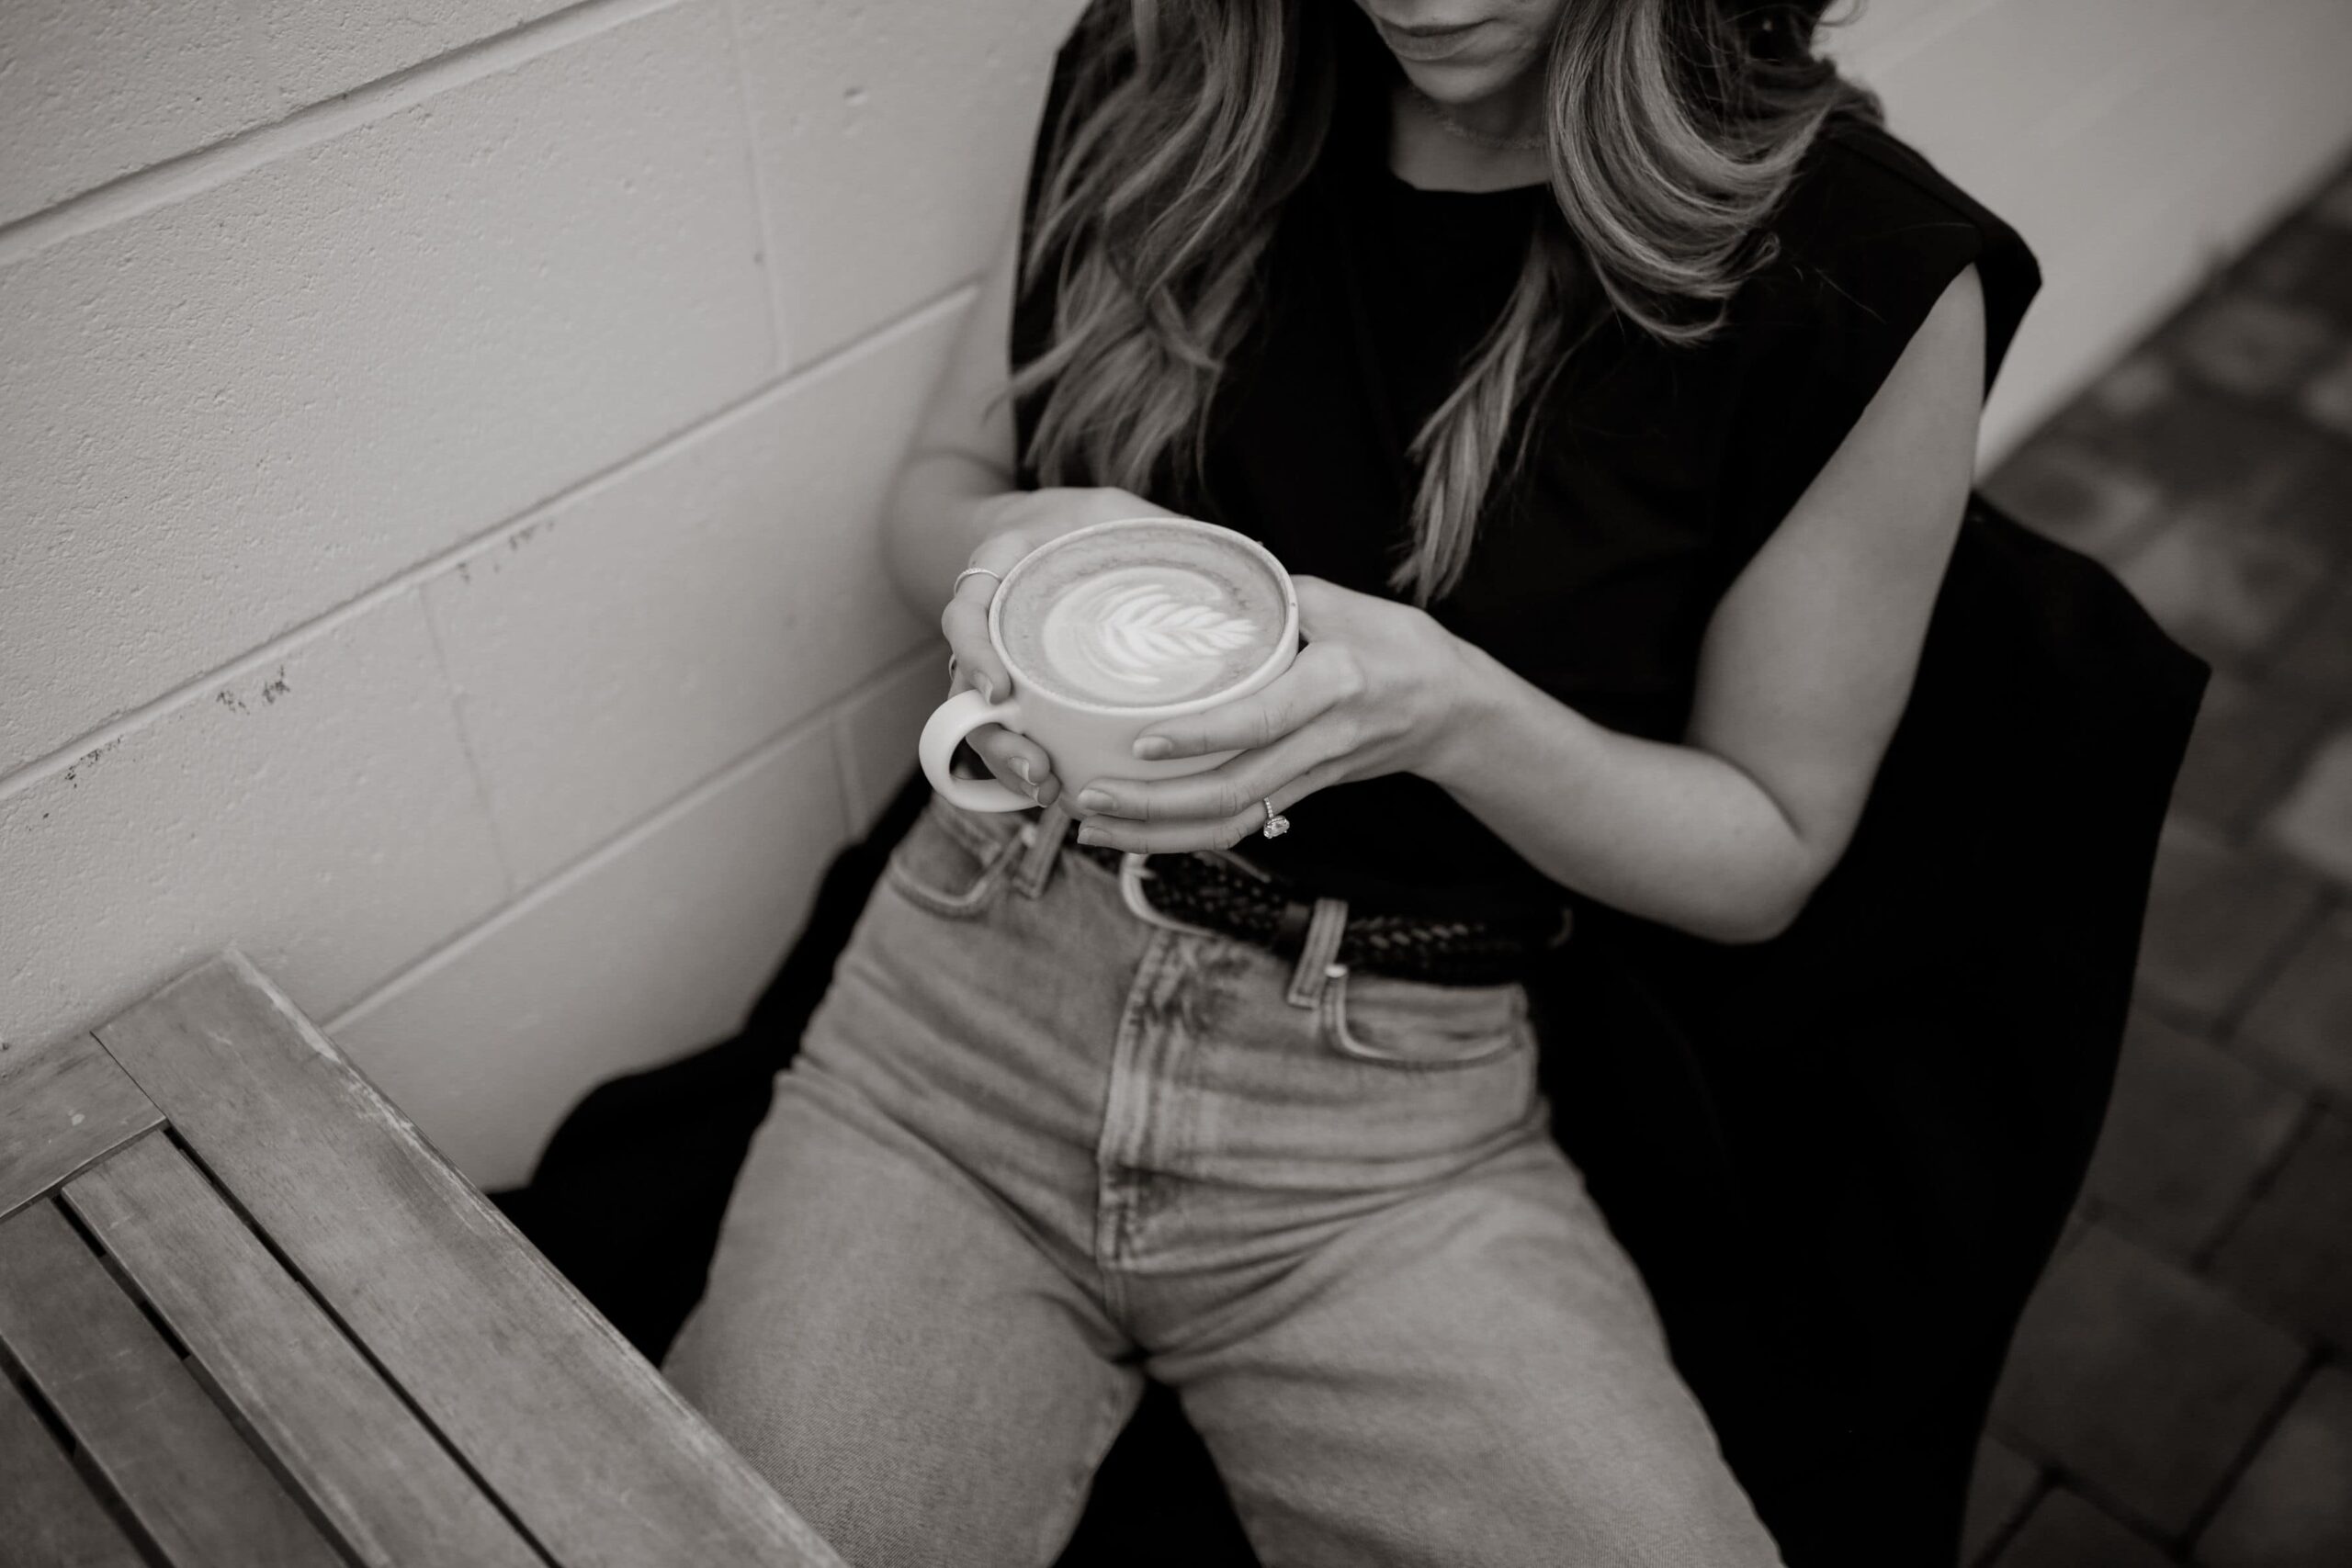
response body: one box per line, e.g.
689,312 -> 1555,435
668,2 -> 2041,1562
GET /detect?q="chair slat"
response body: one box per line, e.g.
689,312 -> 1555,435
0,1197 -> 342,1568
0,1371 -> 146,1568
0,1032 -> 162,1224
61,1134 -> 545,1568
93,953 -> 842,1568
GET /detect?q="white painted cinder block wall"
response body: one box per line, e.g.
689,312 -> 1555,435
6,0 -> 2350,1187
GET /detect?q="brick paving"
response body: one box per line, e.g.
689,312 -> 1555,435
1963,160 -> 2352,1568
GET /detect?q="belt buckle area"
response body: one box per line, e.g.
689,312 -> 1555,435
1116,852 -> 1224,941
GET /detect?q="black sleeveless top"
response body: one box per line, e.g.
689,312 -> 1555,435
1012,21 -> 2040,922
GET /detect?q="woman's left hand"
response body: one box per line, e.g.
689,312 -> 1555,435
1070,576 -> 1485,852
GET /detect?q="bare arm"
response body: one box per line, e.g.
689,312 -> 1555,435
881,223 -> 1023,621
1429,265 -> 1987,939
1080,267 -> 1987,944
880,212 -> 1176,804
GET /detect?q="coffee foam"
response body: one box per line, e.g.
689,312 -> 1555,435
1001,525 -> 1284,708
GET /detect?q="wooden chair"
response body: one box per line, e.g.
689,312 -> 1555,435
0,952 -> 842,1568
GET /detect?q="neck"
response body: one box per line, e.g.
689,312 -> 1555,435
1387,79 -> 1548,193
1445,64 -> 1545,143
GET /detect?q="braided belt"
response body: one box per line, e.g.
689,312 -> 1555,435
1069,840 -> 1570,987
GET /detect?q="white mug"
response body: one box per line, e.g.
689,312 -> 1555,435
919,517 -> 1300,813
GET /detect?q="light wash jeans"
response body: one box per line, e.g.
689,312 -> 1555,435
665,797 -> 1780,1567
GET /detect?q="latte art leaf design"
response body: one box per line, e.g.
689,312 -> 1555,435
1093,584 -> 1261,683
1023,554 -> 1278,705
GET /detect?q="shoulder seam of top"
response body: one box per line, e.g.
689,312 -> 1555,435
1809,120 -> 1990,228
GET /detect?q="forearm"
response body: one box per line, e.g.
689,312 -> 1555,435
1429,644 -> 1821,943
881,449 -> 1016,623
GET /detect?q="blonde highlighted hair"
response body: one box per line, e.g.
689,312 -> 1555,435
1012,1 -> 1876,603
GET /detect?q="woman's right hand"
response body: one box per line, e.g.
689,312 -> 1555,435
940,485 -> 1175,807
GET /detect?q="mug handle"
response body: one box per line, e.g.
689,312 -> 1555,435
918,687 -> 1035,813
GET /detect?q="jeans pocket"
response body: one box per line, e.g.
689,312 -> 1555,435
1321,972 -> 1532,1070
882,799 -> 1024,919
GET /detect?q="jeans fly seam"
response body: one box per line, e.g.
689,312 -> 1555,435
1094,930 -> 1179,1318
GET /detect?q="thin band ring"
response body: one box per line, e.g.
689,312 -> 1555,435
953,565 -> 1005,598
1261,798 -> 1291,839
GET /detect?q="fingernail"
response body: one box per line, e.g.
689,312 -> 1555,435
974,673 -> 996,703
1076,789 -> 1112,814
1133,736 -> 1172,761
1076,825 -> 1103,846
1012,759 -> 1033,785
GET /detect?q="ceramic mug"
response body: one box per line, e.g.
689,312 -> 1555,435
918,517 -> 1301,813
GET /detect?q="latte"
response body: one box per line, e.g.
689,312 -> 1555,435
1000,522 -> 1288,707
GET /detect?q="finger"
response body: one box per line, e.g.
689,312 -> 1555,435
939,530 -> 1043,702
1075,763 -> 1339,855
940,581 -> 1006,702
1075,718 -> 1341,823
968,724 -> 1059,807
1132,642 -> 1356,761
1072,815 -> 1238,856
1289,575 -> 1352,642
967,524 -> 1045,575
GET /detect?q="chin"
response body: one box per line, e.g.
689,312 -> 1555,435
1396,58 -> 1522,105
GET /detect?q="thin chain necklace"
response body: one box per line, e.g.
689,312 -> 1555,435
1405,84 -> 1545,152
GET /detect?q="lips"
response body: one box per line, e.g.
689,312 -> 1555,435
1373,14 -> 1490,62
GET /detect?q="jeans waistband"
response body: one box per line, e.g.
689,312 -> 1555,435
978,796 -> 1571,989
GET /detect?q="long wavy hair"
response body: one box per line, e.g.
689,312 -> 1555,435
1012,1 -> 1878,601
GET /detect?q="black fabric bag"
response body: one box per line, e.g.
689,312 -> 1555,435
1535,496 -> 2207,1563
497,496 -> 2202,1566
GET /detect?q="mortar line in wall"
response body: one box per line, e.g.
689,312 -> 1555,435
0,0 -> 684,266
719,0 -> 792,374
319,699 -> 843,1038
416,593 -> 520,899
828,643 -> 943,832
0,277 -> 981,806
826,706 -> 863,844
327,641 -> 938,1037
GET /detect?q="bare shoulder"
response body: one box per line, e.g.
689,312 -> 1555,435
1826,261 -> 1984,565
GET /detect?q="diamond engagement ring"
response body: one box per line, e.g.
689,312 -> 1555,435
1261,798 -> 1291,839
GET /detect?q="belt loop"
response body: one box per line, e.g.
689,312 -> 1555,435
1013,803 -> 1070,897
1118,853 -> 1224,940
1284,897 -> 1350,1009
